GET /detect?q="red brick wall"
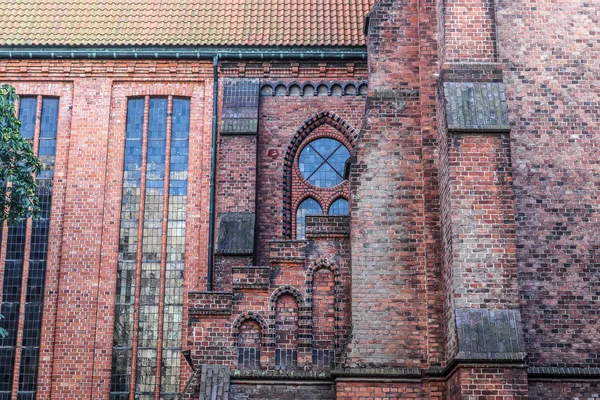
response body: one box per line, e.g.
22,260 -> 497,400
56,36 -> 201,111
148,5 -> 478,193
529,382 -> 600,399
336,382 -> 425,399
216,135 -> 256,213
497,0 -> 600,368
446,367 -> 529,399
275,294 -> 298,350
443,0 -> 498,62
312,269 -> 335,350
445,133 -> 519,308
48,78 -> 113,400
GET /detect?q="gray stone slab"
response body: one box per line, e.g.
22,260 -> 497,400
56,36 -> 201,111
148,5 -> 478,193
217,212 -> 255,255
443,82 -> 511,132
455,308 -> 525,359
200,365 -> 231,400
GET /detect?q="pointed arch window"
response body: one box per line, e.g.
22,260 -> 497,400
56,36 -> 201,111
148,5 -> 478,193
328,198 -> 349,216
295,198 -> 322,240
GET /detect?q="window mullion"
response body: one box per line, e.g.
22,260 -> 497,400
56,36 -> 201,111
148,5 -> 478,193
129,96 -> 150,400
322,144 -> 344,178
154,96 -> 173,400
10,95 -> 41,400
305,160 -> 328,182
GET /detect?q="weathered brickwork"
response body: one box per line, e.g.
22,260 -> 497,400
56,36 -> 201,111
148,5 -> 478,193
347,0 -> 429,368
229,382 -> 335,400
442,0 -> 498,62
529,382 -> 600,400
336,382 -> 425,399
446,367 -> 529,399
497,0 -> 600,370
1,0 -> 599,397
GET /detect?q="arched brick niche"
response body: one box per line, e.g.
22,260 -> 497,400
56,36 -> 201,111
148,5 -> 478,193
269,286 -> 305,370
274,294 -> 299,370
282,111 -> 358,239
232,312 -> 269,370
305,259 -> 348,369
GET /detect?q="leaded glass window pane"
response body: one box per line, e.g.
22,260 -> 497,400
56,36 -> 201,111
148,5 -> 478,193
296,198 -> 322,240
298,138 -> 350,188
329,198 -> 349,215
111,97 -> 190,400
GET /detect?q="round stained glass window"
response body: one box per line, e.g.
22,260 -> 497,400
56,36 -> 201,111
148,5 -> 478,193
298,138 -> 350,188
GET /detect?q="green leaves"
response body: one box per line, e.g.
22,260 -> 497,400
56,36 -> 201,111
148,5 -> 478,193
0,313 -> 6,338
0,84 -> 42,223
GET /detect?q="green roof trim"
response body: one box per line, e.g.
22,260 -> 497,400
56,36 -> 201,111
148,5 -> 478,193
0,45 -> 368,60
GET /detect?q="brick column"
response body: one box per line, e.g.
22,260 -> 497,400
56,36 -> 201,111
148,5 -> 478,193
50,78 -> 113,400
438,69 -> 528,396
346,0 -> 428,368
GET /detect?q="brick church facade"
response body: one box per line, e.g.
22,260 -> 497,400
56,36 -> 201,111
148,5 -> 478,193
0,0 -> 598,399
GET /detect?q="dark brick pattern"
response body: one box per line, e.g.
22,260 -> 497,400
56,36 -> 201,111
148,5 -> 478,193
497,0 -> 600,371
529,382 -> 600,400
229,382 -> 335,400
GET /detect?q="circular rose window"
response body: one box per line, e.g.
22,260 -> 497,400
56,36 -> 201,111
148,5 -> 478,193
298,138 -> 350,188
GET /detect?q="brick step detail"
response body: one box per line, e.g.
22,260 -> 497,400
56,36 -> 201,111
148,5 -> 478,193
232,266 -> 270,289
189,292 -> 233,315
199,365 -> 231,400
269,240 -> 307,265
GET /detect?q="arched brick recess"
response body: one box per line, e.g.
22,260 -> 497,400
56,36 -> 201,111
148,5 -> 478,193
305,259 -> 347,367
232,311 -> 270,345
268,286 -> 309,349
274,294 -> 299,370
312,268 -> 335,369
238,320 -> 262,370
282,111 -> 359,238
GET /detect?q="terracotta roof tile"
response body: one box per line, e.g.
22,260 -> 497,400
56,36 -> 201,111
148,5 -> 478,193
0,0 -> 375,47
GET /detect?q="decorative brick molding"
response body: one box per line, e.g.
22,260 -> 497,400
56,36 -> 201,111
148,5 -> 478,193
261,81 -> 368,97
282,111 -> 359,238
232,311 -> 271,346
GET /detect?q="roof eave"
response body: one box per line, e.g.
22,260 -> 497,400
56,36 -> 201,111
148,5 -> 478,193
0,45 -> 368,61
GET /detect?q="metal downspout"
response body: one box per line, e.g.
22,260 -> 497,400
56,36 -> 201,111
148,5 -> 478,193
207,56 -> 218,291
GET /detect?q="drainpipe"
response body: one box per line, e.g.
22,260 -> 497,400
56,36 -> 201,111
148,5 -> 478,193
207,55 -> 218,291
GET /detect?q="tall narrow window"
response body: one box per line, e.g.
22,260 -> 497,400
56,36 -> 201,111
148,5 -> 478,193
0,96 -> 58,400
110,97 -> 190,400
